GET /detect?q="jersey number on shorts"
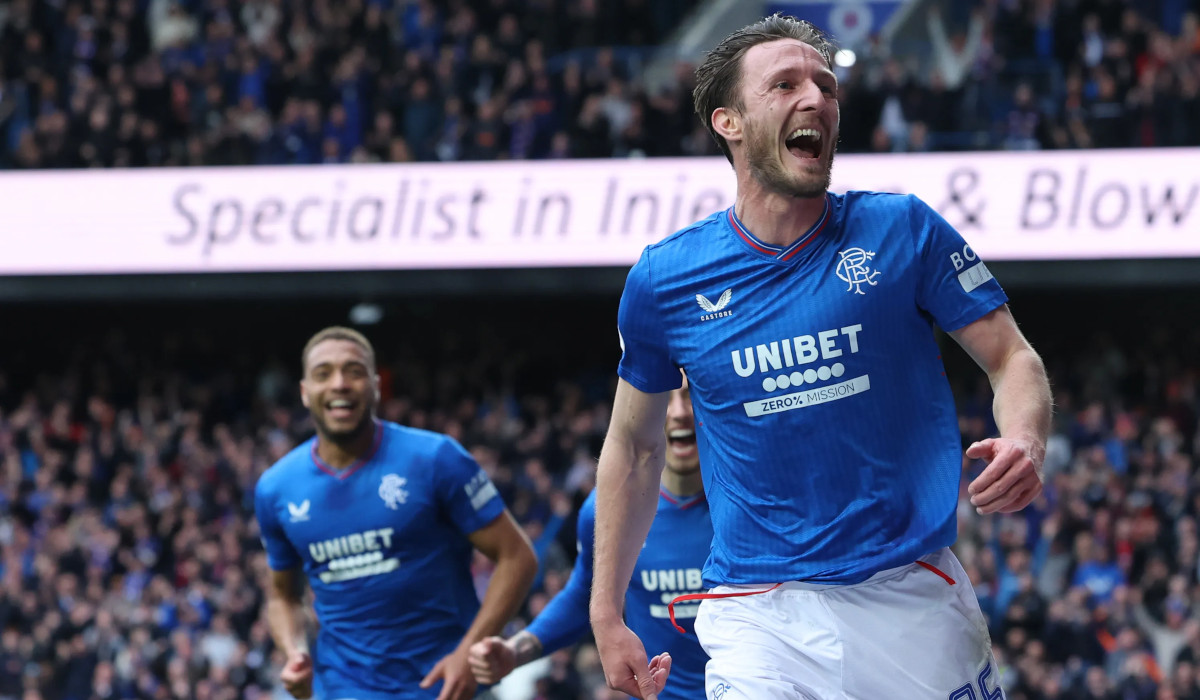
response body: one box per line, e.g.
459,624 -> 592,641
947,661 -> 1003,700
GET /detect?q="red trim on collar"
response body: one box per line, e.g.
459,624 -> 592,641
659,488 -> 706,510
727,209 -> 778,255
728,194 -> 832,259
311,420 -> 384,479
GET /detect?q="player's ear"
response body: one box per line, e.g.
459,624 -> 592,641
373,374 -> 381,404
711,107 -> 741,145
299,380 -> 311,409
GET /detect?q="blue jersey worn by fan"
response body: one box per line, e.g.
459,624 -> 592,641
618,191 -> 1008,587
526,489 -> 712,699
256,420 -> 504,699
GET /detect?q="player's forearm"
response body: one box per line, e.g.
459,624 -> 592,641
265,595 -> 308,657
590,436 -> 663,625
989,346 -> 1052,453
526,563 -> 592,655
460,545 -> 538,648
504,630 -> 545,668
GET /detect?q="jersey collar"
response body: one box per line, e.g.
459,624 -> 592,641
659,487 -> 706,510
310,419 -> 384,480
727,193 -> 833,262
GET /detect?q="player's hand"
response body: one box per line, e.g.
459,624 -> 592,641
593,620 -> 667,700
648,651 -> 672,691
279,651 -> 314,699
468,636 -> 517,685
421,646 -> 478,700
966,437 -> 1044,514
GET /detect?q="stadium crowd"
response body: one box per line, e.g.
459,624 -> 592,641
0,297 -> 1195,700
2,0 -> 1200,170
2,0 -> 1200,698
840,0 -> 1200,153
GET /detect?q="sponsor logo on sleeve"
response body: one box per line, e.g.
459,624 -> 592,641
465,472 -> 499,511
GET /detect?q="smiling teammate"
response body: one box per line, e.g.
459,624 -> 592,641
468,377 -> 711,699
255,326 -> 537,700
589,14 -> 1052,700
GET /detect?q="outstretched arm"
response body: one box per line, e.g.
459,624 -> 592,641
590,378 -> 672,700
926,8 -> 951,58
950,305 -> 1052,514
526,526 -> 594,655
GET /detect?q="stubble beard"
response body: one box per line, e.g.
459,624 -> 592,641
314,407 -> 375,448
744,121 -> 834,199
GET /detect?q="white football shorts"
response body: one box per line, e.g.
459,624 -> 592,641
692,547 -> 1004,700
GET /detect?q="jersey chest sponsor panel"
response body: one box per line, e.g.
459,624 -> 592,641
632,493 -> 712,699
664,202 -> 943,503
628,493 -> 713,628
270,454 -> 483,625
256,421 -> 505,696
624,193 -> 1007,584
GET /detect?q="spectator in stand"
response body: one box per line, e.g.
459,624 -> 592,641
5,0 -> 1198,169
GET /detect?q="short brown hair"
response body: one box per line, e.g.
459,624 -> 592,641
301,326 -> 376,374
693,14 -> 837,164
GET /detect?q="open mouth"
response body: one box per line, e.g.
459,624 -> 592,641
325,399 -> 357,419
667,429 -> 697,456
785,127 -> 822,160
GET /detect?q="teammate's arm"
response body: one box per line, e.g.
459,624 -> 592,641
265,567 -> 314,699
950,305 -> 1052,515
255,477 -> 312,700
591,378 -> 672,700
420,511 -> 537,700
470,502 -> 594,684
463,511 -> 538,646
468,629 -> 544,686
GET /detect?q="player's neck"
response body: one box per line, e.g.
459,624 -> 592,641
660,469 -> 703,499
315,421 -> 377,470
733,186 -> 827,249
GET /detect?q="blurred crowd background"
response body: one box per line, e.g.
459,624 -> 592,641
2,0 -> 1200,170
2,1 -> 1200,700
0,293 -> 1196,700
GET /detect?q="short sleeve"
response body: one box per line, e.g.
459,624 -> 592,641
909,195 -> 1008,331
254,475 -> 303,571
617,249 -> 683,393
435,438 -> 506,535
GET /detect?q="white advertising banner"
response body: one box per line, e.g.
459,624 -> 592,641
1,149 -> 1198,275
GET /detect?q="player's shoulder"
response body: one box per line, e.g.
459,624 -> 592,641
378,421 -> 476,470
641,208 -> 727,260
835,191 -> 935,250
378,420 -> 455,450
837,189 -> 924,215
255,437 -> 315,496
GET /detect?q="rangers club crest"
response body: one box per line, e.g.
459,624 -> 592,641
378,474 -> 408,510
835,248 -> 881,294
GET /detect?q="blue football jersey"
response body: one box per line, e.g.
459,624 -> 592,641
254,420 -> 505,699
617,192 -> 1007,586
527,489 -> 712,700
